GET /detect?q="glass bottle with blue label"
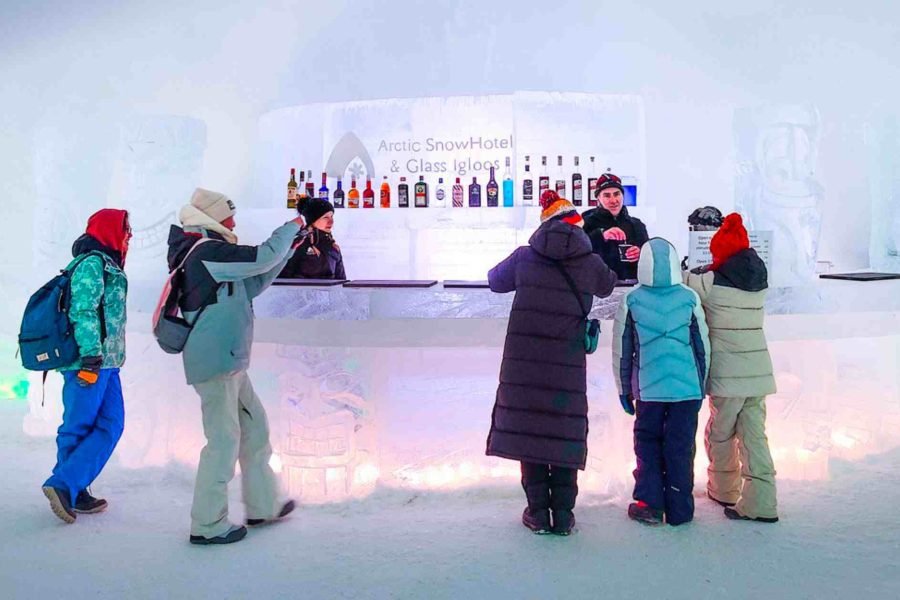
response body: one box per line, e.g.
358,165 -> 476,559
502,157 -> 514,207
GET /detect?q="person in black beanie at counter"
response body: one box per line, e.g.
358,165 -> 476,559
582,172 -> 649,281
279,196 -> 346,280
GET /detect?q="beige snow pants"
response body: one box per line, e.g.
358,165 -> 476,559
705,396 -> 778,520
190,370 -> 282,537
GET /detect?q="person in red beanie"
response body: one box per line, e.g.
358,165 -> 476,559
683,212 -> 779,523
42,209 -> 131,524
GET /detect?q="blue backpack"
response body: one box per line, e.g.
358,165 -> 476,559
18,252 -> 108,372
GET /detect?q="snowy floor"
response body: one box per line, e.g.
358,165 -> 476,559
1,403 -> 898,600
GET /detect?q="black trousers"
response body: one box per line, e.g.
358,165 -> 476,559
520,462 -> 578,512
633,399 -> 702,525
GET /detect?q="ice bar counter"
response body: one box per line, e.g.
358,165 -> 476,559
25,276 -> 900,504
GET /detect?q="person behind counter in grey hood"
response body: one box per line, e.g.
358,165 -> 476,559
279,196 -> 346,280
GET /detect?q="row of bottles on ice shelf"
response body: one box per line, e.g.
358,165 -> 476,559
286,155 -> 609,209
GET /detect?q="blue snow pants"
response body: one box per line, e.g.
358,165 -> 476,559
44,369 -> 125,503
632,399 -> 702,526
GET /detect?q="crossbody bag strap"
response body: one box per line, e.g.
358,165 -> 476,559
552,260 -> 590,318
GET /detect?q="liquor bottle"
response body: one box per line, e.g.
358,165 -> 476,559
297,170 -> 308,202
318,171 -> 329,200
305,170 -> 315,198
588,156 -> 598,207
538,156 -> 549,198
452,177 -> 464,207
502,156 -> 514,207
332,179 -> 345,209
414,175 -> 429,207
347,178 -> 360,208
398,176 -> 409,208
468,176 -> 482,208
287,168 -> 298,209
435,177 -> 447,208
485,165 -> 499,207
571,156 -> 583,207
555,155 -> 566,197
363,177 -> 375,208
380,176 -> 391,208
522,156 -> 534,207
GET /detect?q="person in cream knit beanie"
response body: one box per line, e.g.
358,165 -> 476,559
179,188 -> 239,244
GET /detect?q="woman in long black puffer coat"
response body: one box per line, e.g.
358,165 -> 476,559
486,192 -> 617,535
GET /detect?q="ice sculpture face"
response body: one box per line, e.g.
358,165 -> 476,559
757,120 -> 818,201
276,346 -> 375,503
107,116 -> 206,258
735,104 -> 823,286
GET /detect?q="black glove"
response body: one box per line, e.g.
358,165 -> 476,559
76,355 -> 103,387
619,393 -> 635,416
681,256 -> 689,271
690,264 -> 712,275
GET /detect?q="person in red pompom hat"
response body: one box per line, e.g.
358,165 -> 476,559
486,188 -> 616,535
709,213 -> 750,271
683,212 -> 779,523
539,190 -> 584,228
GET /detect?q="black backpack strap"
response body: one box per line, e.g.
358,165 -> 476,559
65,251 -> 115,343
551,260 -> 590,318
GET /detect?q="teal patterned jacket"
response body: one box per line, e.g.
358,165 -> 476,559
60,253 -> 128,370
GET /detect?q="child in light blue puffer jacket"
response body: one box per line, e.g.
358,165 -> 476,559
612,237 -> 710,526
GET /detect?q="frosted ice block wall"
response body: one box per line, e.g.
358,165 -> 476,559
868,114 -> 900,272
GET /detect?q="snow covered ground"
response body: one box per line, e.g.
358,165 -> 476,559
1,401 -> 898,600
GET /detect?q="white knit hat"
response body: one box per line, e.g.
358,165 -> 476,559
190,188 -> 236,223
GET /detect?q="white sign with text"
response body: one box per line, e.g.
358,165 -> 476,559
688,230 -> 773,269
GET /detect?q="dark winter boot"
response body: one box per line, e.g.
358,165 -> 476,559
522,508 -> 552,534
247,500 -> 296,527
42,486 -> 76,524
74,490 -> 108,514
548,466 -> 578,536
551,510 -> 576,536
520,462 -> 551,533
724,507 -> 779,523
189,525 -> 248,545
628,501 -> 664,526
707,491 -> 735,508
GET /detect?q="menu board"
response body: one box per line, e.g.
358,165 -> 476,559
687,230 -> 772,269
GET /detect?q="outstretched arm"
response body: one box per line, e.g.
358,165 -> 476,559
488,248 -> 520,293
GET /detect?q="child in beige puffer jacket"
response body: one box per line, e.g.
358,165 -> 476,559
684,213 -> 779,523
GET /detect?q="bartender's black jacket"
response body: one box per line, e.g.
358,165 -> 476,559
582,205 -> 649,280
278,228 -> 346,280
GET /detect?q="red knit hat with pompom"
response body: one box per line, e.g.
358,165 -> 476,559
539,190 -> 583,227
710,212 -> 750,270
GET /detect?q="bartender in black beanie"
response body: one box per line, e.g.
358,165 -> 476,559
279,196 -> 346,280
582,172 -> 649,281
